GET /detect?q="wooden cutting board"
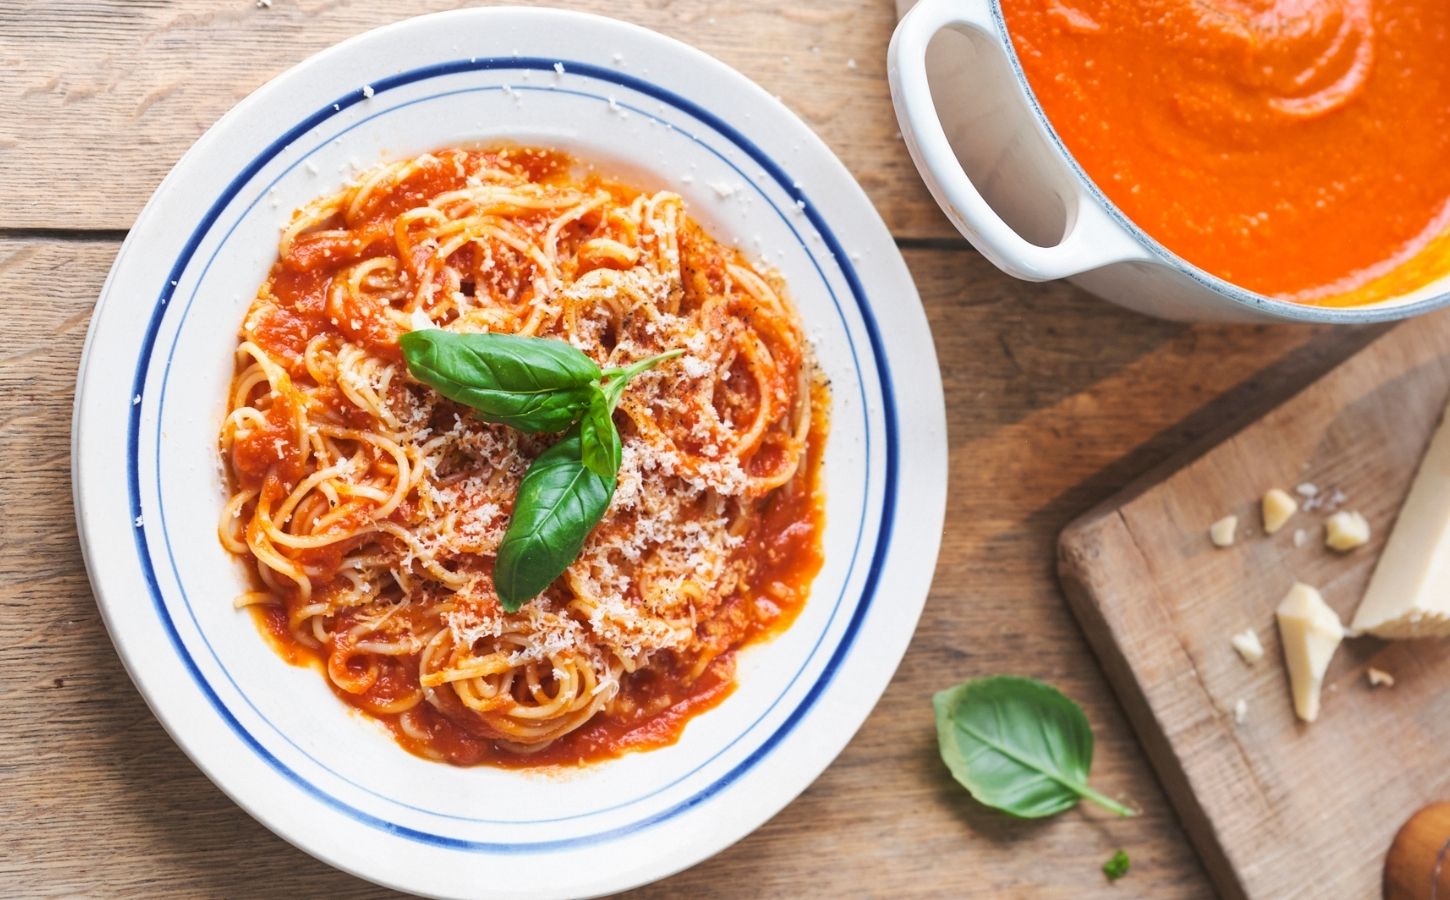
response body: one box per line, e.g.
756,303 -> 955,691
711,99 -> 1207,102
1059,315 -> 1450,900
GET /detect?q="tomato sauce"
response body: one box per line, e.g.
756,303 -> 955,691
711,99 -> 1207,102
1002,0 -> 1450,305
250,393 -> 827,768
234,146 -> 830,767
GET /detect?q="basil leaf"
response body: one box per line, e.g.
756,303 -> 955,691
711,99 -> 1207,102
933,676 -> 1135,818
494,430 -> 614,611
399,336 -> 685,612
578,389 -> 621,480
1103,850 -> 1130,882
400,329 -> 600,433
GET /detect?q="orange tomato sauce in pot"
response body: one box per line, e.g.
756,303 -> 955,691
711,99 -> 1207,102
1001,0 -> 1450,306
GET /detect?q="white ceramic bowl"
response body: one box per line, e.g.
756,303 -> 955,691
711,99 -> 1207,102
888,0 -> 1450,323
72,8 -> 947,898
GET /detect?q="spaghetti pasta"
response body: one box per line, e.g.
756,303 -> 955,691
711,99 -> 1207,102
219,146 -> 828,766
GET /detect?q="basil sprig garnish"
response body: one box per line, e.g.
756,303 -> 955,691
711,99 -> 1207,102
398,330 -> 600,433
492,428 -> 615,607
578,389 -> 622,480
400,328 -> 680,611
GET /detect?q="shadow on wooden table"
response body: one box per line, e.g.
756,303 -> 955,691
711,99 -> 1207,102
918,733 -> 1055,845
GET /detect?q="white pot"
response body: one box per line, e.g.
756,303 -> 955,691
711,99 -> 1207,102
888,0 -> 1450,323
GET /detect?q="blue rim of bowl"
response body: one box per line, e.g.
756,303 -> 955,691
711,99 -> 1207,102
984,0 -> 1450,324
121,58 -> 901,853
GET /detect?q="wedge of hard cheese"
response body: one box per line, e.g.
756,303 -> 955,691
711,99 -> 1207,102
1276,583 -> 1345,722
1351,397 -> 1450,639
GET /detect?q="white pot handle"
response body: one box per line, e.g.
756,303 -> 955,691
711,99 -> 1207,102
888,0 -> 1150,281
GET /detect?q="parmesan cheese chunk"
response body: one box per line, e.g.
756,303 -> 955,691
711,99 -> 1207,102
1262,488 -> 1298,534
1349,404 -> 1450,638
1233,698 -> 1248,724
1324,510 -> 1370,552
1209,515 -> 1238,548
1366,667 -> 1395,688
1275,583 -> 1345,723
1230,628 -> 1264,665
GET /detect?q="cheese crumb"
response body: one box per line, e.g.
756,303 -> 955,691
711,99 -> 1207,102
554,62 -> 566,77
1230,628 -> 1264,665
680,355 -> 712,379
361,84 -> 374,98
1233,698 -> 1248,724
1295,482 -> 1319,498
1302,484 -> 1347,512
847,58 -> 858,70
1293,528 -> 1308,547
1324,510 -> 1370,552
1262,488 -> 1298,534
1209,515 -> 1238,547
1366,667 -> 1395,688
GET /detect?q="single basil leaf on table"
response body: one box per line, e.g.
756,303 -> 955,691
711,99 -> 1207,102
494,429 -> 615,612
933,675 -> 1135,818
399,329 -> 600,433
578,389 -> 622,480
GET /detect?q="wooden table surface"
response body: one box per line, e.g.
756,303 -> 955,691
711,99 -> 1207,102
0,2 -> 1377,896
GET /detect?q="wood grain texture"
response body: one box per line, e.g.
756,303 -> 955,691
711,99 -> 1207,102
1060,317 -> 1450,900
0,0 -> 950,237
0,233 -> 1379,897
0,0 -> 1409,896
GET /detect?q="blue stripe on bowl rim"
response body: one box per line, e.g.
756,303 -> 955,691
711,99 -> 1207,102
123,58 -> 901,852
156,84 -> 869,827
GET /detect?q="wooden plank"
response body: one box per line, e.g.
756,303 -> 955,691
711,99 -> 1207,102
0,0 -> 951,237
1,235 -> 1379,896
1060,316 -> 1450,899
